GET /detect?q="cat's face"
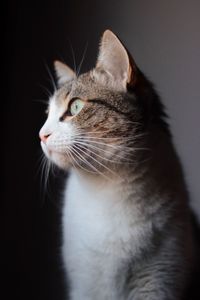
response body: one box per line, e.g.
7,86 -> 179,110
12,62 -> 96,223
39,30 -> 144,173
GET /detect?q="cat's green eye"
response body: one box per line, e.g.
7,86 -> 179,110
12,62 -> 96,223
70,99 -> 85,116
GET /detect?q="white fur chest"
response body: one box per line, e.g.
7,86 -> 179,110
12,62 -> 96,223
62,171 -> 143,300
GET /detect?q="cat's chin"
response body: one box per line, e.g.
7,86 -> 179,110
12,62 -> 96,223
51,153 -> 70,170
41,141 -> 70,170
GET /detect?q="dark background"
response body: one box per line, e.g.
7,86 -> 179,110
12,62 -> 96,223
3,1 -> 102,299
3,1 -> 200,300
3,1 -> 117,299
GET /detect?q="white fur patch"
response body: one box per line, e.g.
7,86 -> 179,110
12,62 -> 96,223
39,96 -> 75,167
62,171 -> 149,299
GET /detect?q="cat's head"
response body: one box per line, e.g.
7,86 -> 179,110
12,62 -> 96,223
39,30 -> 167,174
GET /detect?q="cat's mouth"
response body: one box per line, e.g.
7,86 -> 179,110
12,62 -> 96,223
41,141 -> 67,157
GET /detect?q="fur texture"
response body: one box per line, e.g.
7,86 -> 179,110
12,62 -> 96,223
39,30 -> 196,300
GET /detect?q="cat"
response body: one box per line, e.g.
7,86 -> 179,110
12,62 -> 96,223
39,30 -> 197,300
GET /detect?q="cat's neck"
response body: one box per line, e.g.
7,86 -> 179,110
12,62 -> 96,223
70,164 -> 144,187
68,129 -> 182,201
67,129 -> 164,187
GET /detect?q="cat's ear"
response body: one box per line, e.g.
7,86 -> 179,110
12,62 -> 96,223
54,60 -> 76,86
96,30 -> 136,89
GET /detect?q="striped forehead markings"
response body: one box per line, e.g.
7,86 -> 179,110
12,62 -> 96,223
88,98 -> 130,116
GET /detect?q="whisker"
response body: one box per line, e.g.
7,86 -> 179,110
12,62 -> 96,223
77,42 -> 88,77
32,99 -> 48,105
67,146 -> 96,174
73,137 -> 138,153
73,144 -> 119,179
74,140 -> 135,163
35,152 -> 45,177
40,155 -> 47,187
73,134 -> 125,140
71,144 -> 111,180
64,146 -> 80,172
71,145 -> 102,175
44,157 -> 51,193
37,83 -> 53,97
37,154 -> 50,206
44,62 -> 57,92
68,40 -> 77,76
72,130 -> 147,142
73,136 -> 145,146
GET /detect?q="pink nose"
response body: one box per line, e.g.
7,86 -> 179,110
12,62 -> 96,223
39,132 -> 51,143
